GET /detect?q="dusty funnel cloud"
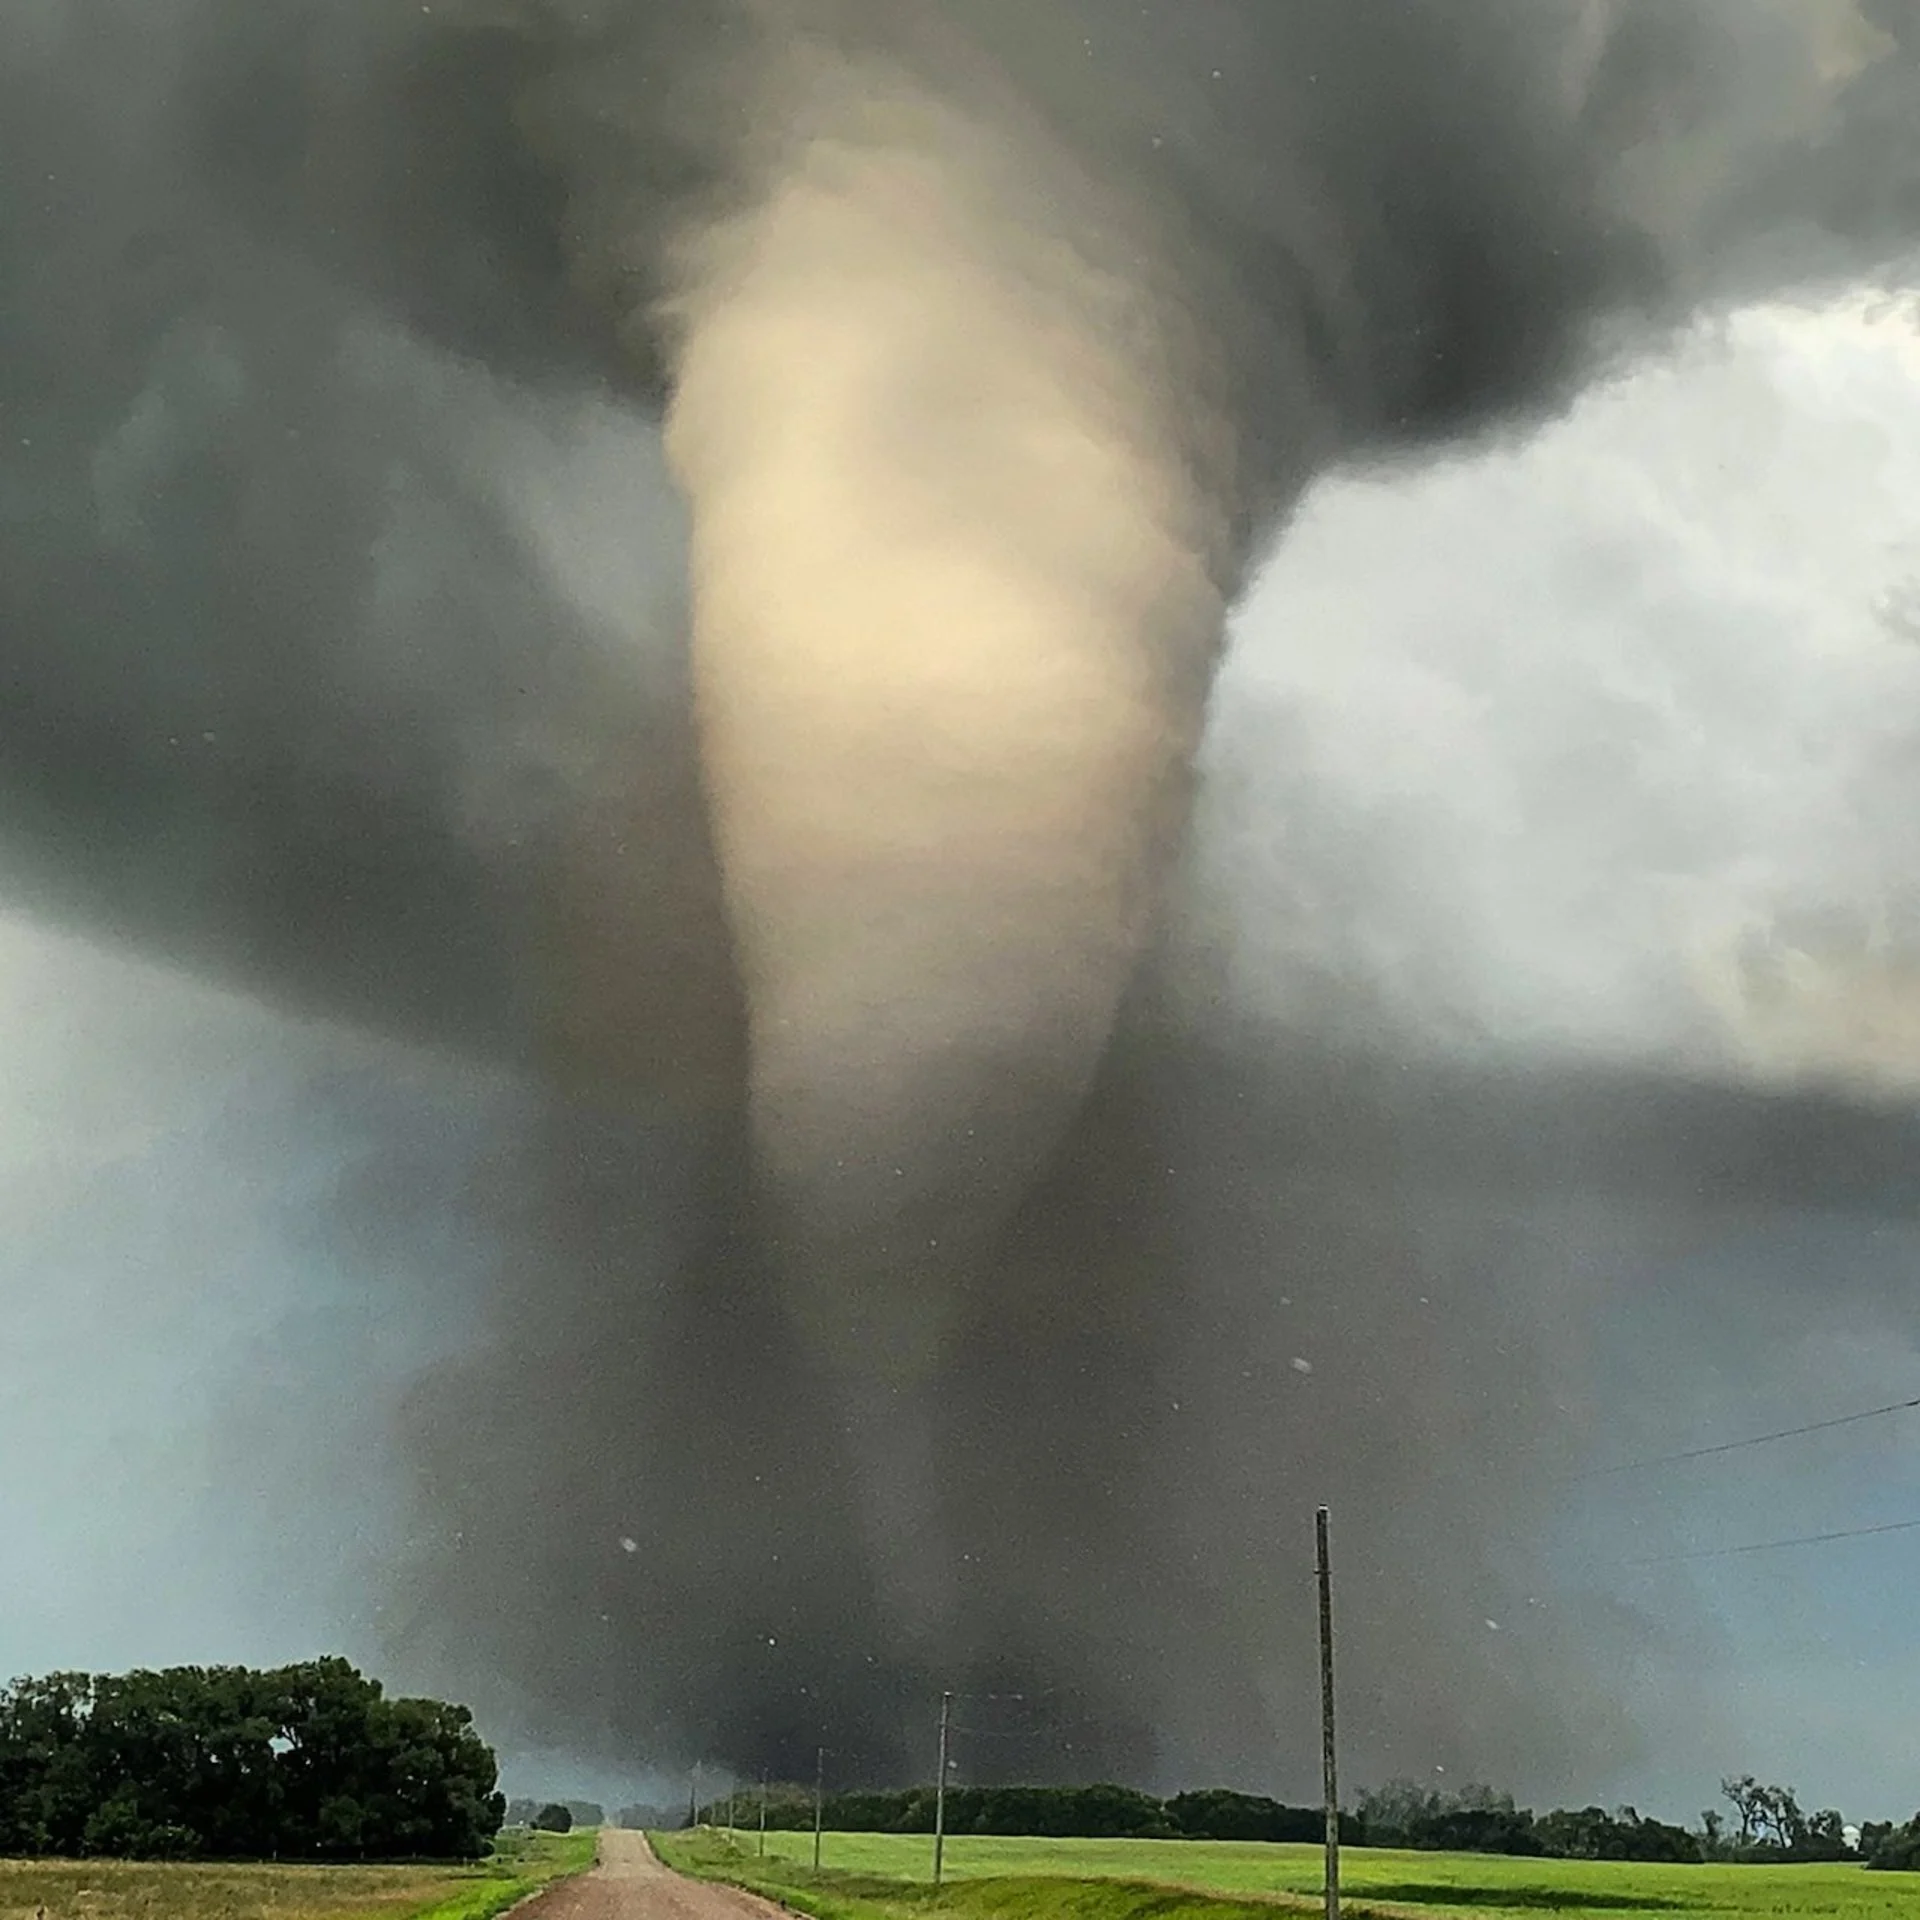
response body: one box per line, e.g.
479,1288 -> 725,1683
3,0 -> 1920,1795
652,31 -> 1238,1365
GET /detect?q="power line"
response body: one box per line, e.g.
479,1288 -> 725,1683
1579,1394 -> 1920,1480
1627,1514 -> 1920,1565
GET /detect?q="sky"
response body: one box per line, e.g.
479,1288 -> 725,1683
2,292 -> 1919,1821
1200,292 -> 1920,1823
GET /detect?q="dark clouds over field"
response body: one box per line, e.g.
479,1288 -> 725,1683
1,0 -> 1919,1816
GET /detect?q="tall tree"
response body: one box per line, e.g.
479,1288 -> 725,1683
0,1661 -> 503,1861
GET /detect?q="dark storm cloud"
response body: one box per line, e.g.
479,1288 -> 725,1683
2,0 -> 1919,1797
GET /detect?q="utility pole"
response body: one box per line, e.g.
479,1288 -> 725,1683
687,1764 -> 699,1830
932,1689 -> 953,1887
727,1787 -> 736,1844
759,1773 -> 768,1857
1316,1506 -> 1340,1920
813,1745 -> 826,1871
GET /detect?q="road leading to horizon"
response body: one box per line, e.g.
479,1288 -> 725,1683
520,1829 -> 785,1920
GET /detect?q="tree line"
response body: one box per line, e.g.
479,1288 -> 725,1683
1363,1776 -> 1920,1872
0,1660 -> 503,1861
693,1775 -> 1920,1869
504,1797 -> 603,1831
1354,1782 -> 1700,1863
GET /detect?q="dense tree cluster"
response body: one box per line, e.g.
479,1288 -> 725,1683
0,1660 -> 503,1861
615,1801 -> 676,1829
1862,1814 -> 1920,1871
504,1797 -> 600,1829
1355,1782 -> 1555,1857
1700,1777 -> 1852,1863
1166,1789 -> 1359,1845
1534,1806 -> 1701,1864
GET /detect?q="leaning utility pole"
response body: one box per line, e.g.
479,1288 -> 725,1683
933,1689 -> 953,1887
1316,1506 -> 1341,1920
813,1745 -> 826,1870
759,1773 -> 768,1856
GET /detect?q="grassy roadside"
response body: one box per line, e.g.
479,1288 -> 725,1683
650,1828 -> 1337,1920
407,1826 -> 601,1919
651,1829 -> 1910,1920
0,1825 -> 597,1920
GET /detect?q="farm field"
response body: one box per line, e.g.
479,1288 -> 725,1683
655,1828 -> 1920,1920
0,1825 -> 596,1920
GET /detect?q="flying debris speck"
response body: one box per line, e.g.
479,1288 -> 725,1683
1291,1357 -> 1314,1375
619,1537 -> 638,1554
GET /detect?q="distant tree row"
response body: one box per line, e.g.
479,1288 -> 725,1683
706,1781 -> 1181,1839
0,1659 -> 503,1861
689,1774 -> 1920,1868
1357,1782 -> 1700,1862
704,1783 -> 1368,1847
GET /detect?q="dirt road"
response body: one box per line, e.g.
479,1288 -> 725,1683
516,1829 -> 789,1920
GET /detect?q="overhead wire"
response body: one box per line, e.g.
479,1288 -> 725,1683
1625,1514 -> 1920,1565
1577,1393 -> 1920,1479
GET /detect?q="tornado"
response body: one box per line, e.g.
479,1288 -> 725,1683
658,46 -> 1238,1351
491,1 -> 1319,1622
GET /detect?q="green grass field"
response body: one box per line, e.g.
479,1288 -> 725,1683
0,1825 -> 596,1920
654,1828 -> 1920,1920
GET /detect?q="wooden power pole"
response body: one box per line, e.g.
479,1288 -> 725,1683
933,1690 -> 953,1887
758,1773 -> 768,1856
1317,1506 -> 1341,1920
813,1745 -> 826,1870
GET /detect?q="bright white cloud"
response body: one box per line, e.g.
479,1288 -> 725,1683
1195,298 -> 1920,1095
